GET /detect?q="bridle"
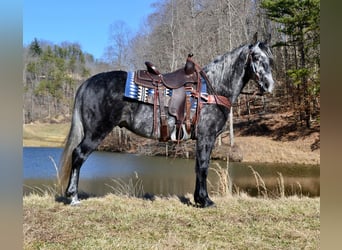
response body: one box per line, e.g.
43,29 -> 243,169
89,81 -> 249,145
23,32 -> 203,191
240,45 -> 267,99
246,48 -> 261,84
245,43 -> 274,95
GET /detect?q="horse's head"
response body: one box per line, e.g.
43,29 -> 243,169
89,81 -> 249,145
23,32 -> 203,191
246,33 -> 275,93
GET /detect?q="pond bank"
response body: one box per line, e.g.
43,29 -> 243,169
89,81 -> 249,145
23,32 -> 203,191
23,114 -> 320,165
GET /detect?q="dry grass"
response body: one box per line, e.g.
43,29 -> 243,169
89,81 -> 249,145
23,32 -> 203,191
23,194 -> 320,249
210,161 -> 233,197
23,123 -> 69,147
105,172 -> 145,198
23,155 -> 319,249
249,165 -> 268,197
234,136 -> 320,165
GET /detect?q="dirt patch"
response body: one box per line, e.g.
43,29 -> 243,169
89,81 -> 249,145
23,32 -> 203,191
234,112 -> 320,142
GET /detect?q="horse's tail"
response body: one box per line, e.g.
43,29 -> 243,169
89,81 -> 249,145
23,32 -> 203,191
58,96 -> 84,194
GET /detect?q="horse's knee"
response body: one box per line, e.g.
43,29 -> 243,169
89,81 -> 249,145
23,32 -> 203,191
195,166 -> 209,181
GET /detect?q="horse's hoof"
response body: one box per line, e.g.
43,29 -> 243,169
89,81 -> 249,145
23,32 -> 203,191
200,200 -> 216,208
205,200 -> 216,208
195,197 -> 216,208
70,200 -> 81,206
70,195 -> 81,206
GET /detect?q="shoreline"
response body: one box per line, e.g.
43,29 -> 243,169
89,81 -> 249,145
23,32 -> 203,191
23,122 -> 320,165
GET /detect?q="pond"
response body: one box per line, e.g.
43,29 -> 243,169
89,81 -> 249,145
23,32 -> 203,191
23,147 -> 320,198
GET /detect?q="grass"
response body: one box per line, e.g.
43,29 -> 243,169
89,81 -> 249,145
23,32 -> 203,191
23,194 -> 320,249
249,165 -> 268,198
210,161 -> 232,197
234,136 -> 320,165
105,172 -> 145,198
23,123 -> 69,147
23,160 -> 319,249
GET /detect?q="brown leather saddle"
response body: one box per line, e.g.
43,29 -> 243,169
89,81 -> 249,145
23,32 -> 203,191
133,54 -> 231,142
136,59 -> 197,89
134,55 -> 200,141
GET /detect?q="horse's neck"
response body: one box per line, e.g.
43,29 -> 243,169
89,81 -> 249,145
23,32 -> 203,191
204,45 -> 249,104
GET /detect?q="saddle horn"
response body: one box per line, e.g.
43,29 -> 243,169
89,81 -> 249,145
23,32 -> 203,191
185,53 -> 196,75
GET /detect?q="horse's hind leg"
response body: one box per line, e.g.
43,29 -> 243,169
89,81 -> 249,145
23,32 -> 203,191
65,135 -> 94,205
66,128 -> 113,205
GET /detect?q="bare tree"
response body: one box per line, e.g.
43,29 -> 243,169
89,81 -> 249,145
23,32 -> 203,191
104,21 -> 132,70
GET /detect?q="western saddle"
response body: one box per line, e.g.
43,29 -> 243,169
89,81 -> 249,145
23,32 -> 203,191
134,54 -> 231,142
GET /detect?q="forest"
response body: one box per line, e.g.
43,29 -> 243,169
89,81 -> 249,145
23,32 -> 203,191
23,0 -> 320,132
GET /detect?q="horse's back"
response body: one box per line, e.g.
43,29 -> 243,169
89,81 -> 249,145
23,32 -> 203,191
74,70 -> 128,129
78,70 -> 127,95
75,70 -> 127,107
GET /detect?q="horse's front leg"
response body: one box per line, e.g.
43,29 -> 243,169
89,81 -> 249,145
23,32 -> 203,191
194,137 -> 216,208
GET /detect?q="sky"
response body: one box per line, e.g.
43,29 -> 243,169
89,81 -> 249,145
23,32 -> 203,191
23,0 -> 157,60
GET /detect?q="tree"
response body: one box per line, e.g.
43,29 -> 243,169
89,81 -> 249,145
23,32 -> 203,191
261,0 -> 320,127
104,21 -> 132,70
29,38 -> 42,57
23,39 -> 97,121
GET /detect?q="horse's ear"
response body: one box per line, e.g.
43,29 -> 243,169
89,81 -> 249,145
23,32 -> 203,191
252,32 -> 258,44
264,34 -> 271,45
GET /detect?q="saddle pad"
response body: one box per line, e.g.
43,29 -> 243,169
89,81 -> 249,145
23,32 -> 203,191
124,72 -> 172,105
124,71 -> 207,110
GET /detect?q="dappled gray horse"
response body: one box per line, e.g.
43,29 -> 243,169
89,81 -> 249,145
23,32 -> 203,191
59,34 -> 274,207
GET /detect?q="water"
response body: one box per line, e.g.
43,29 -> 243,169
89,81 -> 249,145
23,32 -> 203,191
23,147 -> 320,197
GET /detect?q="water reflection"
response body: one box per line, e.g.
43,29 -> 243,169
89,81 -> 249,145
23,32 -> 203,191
23,147 -> 320,197
225,162 -> 320,197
